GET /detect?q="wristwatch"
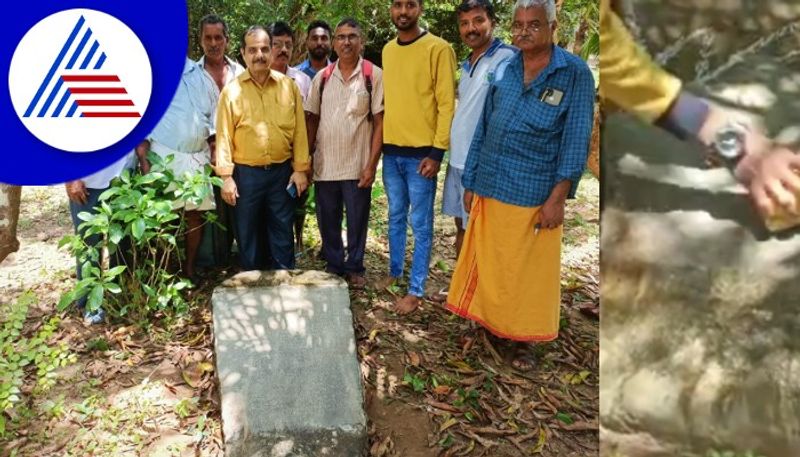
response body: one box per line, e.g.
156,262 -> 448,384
706,121 -> 748,169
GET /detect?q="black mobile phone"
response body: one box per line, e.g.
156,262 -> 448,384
286,182 -> 297,198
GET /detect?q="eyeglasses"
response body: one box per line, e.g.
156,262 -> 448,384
334,33 -> 360,43
271,40 -> 293,50
511,22 -> 547,34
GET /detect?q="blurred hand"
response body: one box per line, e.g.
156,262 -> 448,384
358,166 -> 376,188
139,158 -> 151,174
417,158 -> 441,179
697,106 -> 800,217
463,190 -> 474,214
65,180 -> 88,205
290,171 -> 309,195
735,144 -> 800,217
539,197 -> 565,229
221,176 -> 239,206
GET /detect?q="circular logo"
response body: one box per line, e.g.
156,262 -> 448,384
8,9 -> 152,152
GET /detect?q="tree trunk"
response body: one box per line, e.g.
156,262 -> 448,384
0,184 -> 21,263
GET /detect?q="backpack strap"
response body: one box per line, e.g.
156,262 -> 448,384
319,60 -> 375,122
319,62 -> 337,99
362,60 -> 374,122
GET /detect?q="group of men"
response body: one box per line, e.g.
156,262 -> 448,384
67,0 -> 596,368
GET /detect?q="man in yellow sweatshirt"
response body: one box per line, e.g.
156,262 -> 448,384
381,0 -> 457,313
600,0 -> 800,218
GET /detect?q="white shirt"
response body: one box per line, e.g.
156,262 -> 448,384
82,152 -> 136,189
287,66 -> 312,101
148,58 -> 218,153
196,55 -> 245,97
197,55 -> 245,137
449,39 -> 516,169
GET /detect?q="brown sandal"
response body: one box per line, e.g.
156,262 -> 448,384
578,303 -> 599,320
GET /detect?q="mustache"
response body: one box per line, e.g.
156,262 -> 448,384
277,52 -> 289,58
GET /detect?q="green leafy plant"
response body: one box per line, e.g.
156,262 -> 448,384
0,292 -> 76,437
403,372 -> 427,393
174,397 -> 199,419
58,153 -> 223,325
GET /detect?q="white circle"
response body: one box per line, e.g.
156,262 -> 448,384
8,9 -> 152,152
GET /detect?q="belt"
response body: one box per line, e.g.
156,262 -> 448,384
238,159 -> 291,170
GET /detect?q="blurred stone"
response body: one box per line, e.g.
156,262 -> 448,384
602,2 -> 800,456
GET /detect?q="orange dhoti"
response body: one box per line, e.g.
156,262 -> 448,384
446,196 -> 562,342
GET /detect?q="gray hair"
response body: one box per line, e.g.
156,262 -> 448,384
513,0 -> 556,23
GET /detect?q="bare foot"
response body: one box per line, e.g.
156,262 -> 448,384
510,342 -> 535,371
394,294 -> 422,315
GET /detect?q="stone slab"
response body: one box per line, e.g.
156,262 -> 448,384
212,270 -> 367,457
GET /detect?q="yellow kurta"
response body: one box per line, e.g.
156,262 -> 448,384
599,0 -> 682,122
446,197 -> 562,342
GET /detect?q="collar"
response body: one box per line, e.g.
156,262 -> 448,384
333,56 -> 364,81
300,58 -> 330,69
197,55 -> 240,70
509,45 -> 568,92
513,44 -> 567,82
183,58 -> 198,75
460,38 -> 512,72
397,30 -> 428,46
240,68 -> 279,85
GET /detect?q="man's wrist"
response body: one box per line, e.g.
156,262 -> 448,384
656,90 -> 710,141
548,181 -> 571,202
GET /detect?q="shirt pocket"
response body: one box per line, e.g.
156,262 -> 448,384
347,90 -> 370,117
523,99 -> 563,133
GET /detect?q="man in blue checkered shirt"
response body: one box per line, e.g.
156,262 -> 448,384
446,0 -> 594,370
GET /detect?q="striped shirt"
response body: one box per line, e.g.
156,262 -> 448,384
304,58 -> 384,181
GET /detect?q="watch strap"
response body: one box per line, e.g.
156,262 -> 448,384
655,90 -> 710,140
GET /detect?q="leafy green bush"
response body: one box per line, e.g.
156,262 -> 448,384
0,292 -> 76,437
58,153 -> 223,325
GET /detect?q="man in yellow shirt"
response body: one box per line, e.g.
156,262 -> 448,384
381,0 -> 457,314
600,0 -> 800,218
215,25 -> 311,270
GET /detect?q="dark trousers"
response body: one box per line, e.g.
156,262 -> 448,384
211,185 -> 236,266
69,186 -> 128,308
315,180 -> 371,275
233,162 -> 295,270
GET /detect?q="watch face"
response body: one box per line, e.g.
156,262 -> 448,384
716,128 -> 744,160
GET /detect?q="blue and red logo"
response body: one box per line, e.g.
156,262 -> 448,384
3,1 -> 186,184
24,15 -> 142,120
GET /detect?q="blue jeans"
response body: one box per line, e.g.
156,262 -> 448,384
233,162 -> 296,270
382,155 -> 437,297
